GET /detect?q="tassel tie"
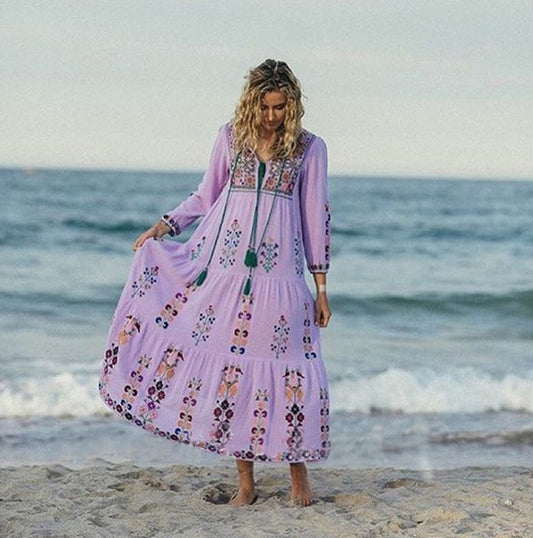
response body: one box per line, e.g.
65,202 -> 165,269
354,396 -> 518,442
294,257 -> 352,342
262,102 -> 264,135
241,160 -> 285,295
193,155 -> 286,297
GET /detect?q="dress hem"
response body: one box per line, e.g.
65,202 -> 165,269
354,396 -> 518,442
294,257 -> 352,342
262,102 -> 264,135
99,385 -> 331,464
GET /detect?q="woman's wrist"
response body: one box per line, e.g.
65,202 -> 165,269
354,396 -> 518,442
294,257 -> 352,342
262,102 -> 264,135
317,284 -> 327,295
157,219 -> 172,234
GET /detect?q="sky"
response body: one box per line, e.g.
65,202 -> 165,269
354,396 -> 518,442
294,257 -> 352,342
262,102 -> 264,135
1,1 -> 532,179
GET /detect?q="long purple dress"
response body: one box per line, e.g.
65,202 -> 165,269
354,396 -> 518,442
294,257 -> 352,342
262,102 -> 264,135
99,122 -> 332,463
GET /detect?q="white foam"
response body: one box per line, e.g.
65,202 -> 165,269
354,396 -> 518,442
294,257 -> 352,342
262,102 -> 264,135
0,373 -> 108,418
330,367 -> 533,414
2,368 -> 533,418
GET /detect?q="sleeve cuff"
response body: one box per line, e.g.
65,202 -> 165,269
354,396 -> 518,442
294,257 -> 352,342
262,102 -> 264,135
161,214 -> 181,236
308,263 -> 329,273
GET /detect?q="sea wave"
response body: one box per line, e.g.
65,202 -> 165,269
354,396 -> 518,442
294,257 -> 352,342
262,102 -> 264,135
0,290 -> 119,314
431,429 -> 533,447
62,217 -> 147,234
2,367 -> 533,419
0,373 -> 108,418
331,367 -> 533,414
330,289 -> 533,317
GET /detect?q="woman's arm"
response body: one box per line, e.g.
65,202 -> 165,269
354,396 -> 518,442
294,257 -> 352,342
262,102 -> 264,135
299,136 -> 332,328
161,124 -> 231,235
132,124 -> 231,251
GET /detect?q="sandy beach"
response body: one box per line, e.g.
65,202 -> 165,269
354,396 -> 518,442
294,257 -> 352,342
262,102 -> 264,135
1,463 -> 532,537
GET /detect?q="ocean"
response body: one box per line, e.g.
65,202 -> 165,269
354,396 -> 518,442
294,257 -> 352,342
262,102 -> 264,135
1,167 -> 533,470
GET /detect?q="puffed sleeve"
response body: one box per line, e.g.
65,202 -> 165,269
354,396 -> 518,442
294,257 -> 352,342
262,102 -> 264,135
161,124 -> 231,235
299,136 -> 331,273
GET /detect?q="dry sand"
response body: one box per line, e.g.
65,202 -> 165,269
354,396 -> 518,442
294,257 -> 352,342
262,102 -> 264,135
1,463 -> 532,537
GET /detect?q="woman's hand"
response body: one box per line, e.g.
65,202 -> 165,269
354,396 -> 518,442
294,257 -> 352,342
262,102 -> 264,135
315,292 -> 331,328
132,221 -> 171,252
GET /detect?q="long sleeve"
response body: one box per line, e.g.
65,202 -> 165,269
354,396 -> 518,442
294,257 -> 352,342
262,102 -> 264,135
161,124 -> 231,235
299,136 -> 331,273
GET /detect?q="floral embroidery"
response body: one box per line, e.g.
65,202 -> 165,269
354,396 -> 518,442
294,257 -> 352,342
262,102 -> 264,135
303,302 -> 317,360
281,368 -> 305,461
259,237 -> 279,273
231,147 -> 256,189
264,131 -> 314,197
219,219 -> 241,268
174,377 -> 203,443
207,364 -> 243,452
100,372 -> 329,462
294,232 -> 304,277
233,388 -> 269,461
137,346 -> 185,430
131,266 -> 159,298
99,342 -> 119,394
155,282 -> 198,329
271,315 -> 290,359
230,293 -> 253,355
319,387 -> 331,455
250,389 -> 269,457
117,354 -> 152,416
190,236 -> 206,260
228,125 -> 314,198
118,315 -> 141,345
191,305 -> 216,345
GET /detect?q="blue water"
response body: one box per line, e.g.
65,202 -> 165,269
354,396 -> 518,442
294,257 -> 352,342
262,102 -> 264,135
1,167 -> 533,469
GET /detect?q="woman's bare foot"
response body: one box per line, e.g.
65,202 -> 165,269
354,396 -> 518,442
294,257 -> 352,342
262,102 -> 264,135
290,462 -> 313,506
229,460 -> 257,506
228,488 -> 257,506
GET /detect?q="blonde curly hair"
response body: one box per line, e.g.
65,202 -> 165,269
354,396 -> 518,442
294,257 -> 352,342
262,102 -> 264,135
233,59 -> 305,158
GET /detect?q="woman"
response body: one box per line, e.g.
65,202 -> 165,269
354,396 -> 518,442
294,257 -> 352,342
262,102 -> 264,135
99,59 -> 332,507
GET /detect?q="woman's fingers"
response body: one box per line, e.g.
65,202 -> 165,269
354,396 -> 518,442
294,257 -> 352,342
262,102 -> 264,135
132,222 -> 170,251
132,229 -> 155,251
314,300 -> 331,328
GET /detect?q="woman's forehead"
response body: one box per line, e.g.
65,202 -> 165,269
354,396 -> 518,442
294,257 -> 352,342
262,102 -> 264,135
261,90 -> 287,105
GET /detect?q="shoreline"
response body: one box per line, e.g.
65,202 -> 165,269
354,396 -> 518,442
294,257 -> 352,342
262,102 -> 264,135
1,463 -> 532,537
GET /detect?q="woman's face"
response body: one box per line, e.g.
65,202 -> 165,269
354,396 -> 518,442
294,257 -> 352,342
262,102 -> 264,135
260,91 -> 287,135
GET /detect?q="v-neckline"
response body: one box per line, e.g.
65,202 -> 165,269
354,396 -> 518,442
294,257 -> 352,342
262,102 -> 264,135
255,152 -> 271,165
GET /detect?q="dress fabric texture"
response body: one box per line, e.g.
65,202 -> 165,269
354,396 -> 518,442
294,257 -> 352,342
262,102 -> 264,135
99,122 -> 332,463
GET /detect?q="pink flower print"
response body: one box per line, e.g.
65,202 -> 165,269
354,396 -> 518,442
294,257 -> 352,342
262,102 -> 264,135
208,364 -> 243,451
282,368 -> 306,460
155,281 -> 198,329
99,342 -> 119,395
249,389 -> 269,457
175,377 -> 203,442
119,354 -> 152,412
118,315 -> 141,345
230,293 -> 253,355
137,346 -> 185,425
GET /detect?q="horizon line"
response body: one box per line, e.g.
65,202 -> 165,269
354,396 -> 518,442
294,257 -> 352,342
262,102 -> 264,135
1,164 -> 532,183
